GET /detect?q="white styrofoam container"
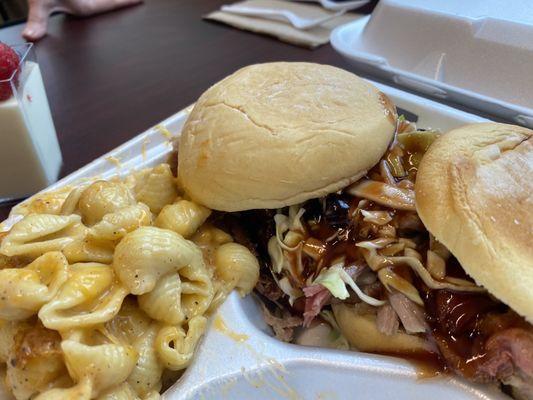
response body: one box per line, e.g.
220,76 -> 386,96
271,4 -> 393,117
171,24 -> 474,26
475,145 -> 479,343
330,0 -> 533,128
2,82 -> 506,400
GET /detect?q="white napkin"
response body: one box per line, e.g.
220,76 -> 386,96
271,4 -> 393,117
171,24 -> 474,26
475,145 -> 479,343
205,0 -> 363,49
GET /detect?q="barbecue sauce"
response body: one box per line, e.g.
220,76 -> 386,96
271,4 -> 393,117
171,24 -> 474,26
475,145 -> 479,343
215,165 -> 531,382
421,286 -> 529,379
379,350 -> 444,378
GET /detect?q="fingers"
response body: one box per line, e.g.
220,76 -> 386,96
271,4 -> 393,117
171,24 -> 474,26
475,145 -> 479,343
22,0 -> 53,41
67,0 -> 143,16
21,0 -> 144,41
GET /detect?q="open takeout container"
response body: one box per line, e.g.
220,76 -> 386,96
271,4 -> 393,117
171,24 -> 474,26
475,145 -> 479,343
2,79 -> 511,399
330,0 -> 533,128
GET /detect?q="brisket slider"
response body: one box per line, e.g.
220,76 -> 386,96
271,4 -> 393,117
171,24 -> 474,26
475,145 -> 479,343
178,62 -> 397,211
178,62 -> 533,399
414,123 -> 533,398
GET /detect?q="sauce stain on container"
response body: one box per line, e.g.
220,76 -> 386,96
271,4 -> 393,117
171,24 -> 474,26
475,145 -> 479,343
213,316 -> 249,342
105,155 -> 122,169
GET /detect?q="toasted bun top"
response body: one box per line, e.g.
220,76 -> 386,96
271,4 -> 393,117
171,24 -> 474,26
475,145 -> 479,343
416,122 -> 533,322
178,62 -> 396,211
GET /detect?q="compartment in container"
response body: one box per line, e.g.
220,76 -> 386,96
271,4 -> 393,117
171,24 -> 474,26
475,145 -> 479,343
330,0 -> 533,127
1,82 -> 496,400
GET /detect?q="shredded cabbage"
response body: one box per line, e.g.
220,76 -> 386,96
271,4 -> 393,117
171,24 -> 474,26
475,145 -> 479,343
386,152 -> 406,178
268,236 -> 284,274
426,250 -> 446,280
361,248 -> 484,293
314,263 -> 385,306
379,160 -> 396,185
404,247 -> 423,261
274,213 -> 289,234
274,214 -> 300,251
314,264 -> 350,300
284,231 -> 303,248
277,276 -> 302,306
356,238 -> 396,250
429,234 -> 451,260
347,180 -> 415,211
398,238 -> 417,249
361,210 -> 392,226
288,206 -> 306,232
378,267 -> 424,306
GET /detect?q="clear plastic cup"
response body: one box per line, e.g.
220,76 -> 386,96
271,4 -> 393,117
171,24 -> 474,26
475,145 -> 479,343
0,43 -> 62,202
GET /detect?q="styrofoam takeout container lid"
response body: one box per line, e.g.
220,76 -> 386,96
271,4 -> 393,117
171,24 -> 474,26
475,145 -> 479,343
331,0 -> 533,128
1,82 -> 506,400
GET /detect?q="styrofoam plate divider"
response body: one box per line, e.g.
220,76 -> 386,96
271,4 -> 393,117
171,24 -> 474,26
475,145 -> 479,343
169,294 -> 507,400
2,82 -> 504,399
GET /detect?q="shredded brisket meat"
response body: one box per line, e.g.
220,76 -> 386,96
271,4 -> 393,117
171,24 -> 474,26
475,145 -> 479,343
478,328 -> 533,382
223,124 -> 533,398
302,285 -> 331,328
376,303 -> 400,336
260,303 -> 302,342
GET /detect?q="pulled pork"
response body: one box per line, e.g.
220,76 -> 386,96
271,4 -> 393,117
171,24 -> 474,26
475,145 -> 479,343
260,302 -> 302,343
303,285 -> 331,328
232,122 -> 533,398
478,329 -> 533,399
376,303 -> 399,336
388,289 -> 427,334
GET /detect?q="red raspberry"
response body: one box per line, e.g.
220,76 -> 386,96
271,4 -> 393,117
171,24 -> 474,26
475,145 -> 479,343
0,42 -> 21,101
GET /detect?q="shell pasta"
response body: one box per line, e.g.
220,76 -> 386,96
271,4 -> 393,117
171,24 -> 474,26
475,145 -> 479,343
0,163 -> 260,399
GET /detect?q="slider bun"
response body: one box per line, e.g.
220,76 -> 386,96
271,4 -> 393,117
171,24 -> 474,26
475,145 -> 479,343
415,122 -> 533,322
178,62 -> 396,211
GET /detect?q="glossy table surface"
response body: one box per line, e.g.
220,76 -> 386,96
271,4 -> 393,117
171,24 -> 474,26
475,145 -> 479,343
0,0 -> 383,218
1,0 -> 491,219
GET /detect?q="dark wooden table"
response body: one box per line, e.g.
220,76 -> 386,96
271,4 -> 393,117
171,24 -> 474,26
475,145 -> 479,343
0,0 -> 381,218
1,0 -> 491,219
